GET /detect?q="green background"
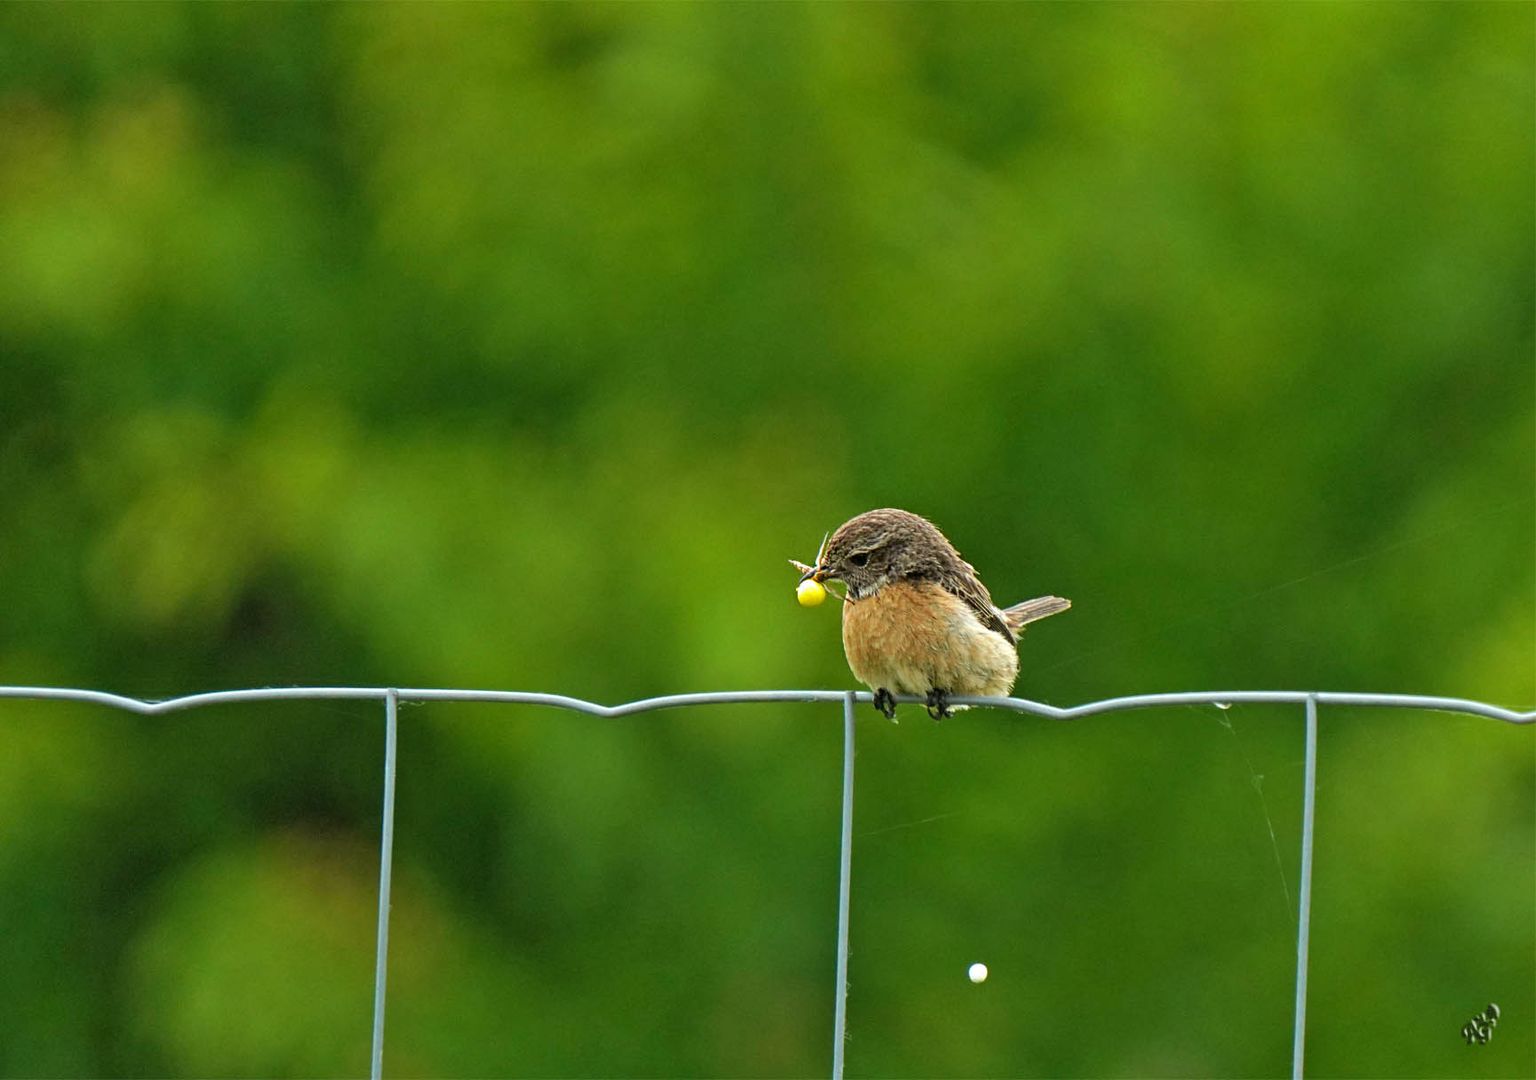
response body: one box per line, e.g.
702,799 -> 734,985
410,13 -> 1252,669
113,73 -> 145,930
0,4 -> 1531,1077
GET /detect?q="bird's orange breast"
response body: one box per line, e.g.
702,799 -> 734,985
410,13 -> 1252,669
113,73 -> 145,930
841,579 -> 1019,697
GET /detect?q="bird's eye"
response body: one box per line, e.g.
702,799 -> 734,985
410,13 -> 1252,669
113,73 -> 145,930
849,551 -> 869,567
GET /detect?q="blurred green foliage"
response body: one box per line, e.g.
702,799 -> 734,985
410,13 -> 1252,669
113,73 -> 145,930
0,3 -> 1531,1077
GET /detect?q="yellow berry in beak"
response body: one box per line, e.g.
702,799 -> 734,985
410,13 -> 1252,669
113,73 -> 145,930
796,578 -> 827,607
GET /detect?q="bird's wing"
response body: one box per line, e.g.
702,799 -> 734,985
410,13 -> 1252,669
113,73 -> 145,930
942,567 -> 1016,644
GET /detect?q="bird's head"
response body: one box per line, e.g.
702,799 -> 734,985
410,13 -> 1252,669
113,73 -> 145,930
799,508 -> 954,600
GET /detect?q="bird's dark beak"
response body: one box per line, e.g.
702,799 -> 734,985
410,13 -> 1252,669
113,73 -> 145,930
791,558 -> 831,584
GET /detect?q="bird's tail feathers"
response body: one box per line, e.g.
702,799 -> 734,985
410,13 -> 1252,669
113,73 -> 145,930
1002,595 -> 1071,633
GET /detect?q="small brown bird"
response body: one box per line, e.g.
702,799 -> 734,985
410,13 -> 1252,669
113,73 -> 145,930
797,508 -> 1069,719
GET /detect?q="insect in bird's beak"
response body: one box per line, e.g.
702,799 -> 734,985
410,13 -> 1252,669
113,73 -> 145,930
791,532 -> 830,582
788,532 -> 845,601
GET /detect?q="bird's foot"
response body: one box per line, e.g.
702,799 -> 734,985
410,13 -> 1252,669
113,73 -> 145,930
925,688 -> 952,720
872,687 -> 898,720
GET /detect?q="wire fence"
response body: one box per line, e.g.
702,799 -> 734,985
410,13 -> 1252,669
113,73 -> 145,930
1,684 -> 1531,1079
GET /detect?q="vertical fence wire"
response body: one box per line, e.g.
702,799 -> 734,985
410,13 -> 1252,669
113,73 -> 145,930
832,692 -> 857,1080
371,689 -> 400,1080
1291,694 -> 1319,1080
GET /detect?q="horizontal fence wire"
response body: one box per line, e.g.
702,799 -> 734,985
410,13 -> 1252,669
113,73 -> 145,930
2,685 -> 1532,721
1,685 -> 1532,1079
